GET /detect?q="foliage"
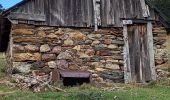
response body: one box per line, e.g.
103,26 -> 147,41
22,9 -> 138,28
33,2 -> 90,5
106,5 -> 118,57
153,0 -> 170,19
0,4 -> 4,13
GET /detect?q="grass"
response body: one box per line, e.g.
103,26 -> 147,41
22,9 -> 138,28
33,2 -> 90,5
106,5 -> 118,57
0,53 -> 5,79
1,83 -> 170,100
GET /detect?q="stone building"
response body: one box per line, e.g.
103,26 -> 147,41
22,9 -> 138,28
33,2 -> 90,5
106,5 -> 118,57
0,0 -> 169,85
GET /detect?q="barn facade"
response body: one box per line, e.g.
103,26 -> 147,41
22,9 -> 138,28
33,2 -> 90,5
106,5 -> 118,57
0,0 -> 169,84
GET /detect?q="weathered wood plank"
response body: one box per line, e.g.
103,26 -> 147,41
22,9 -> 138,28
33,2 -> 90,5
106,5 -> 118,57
147,22 -> 156,80
123,25 -> 132,83
9,13 -> 45,21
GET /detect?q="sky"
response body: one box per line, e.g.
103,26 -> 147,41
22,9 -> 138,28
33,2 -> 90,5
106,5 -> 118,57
0,0 -> 22,9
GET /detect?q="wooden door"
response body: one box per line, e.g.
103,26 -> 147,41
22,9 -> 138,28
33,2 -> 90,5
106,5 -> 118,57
127,24 -> 151,83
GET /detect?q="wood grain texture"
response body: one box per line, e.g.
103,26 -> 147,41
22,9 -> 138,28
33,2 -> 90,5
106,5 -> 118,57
5,0 -> 156,27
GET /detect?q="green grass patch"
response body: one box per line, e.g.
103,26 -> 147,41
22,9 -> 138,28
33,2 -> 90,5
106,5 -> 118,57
0,53 -> 5,79
1,82 -> 170,100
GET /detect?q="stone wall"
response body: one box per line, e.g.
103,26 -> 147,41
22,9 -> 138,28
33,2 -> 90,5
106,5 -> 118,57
10,24 -> 124,83
8,24 -> 169,84
153,26 -> 169,78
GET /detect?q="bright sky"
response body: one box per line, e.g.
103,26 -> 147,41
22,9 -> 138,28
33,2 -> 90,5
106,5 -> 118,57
0,0 -> 22,9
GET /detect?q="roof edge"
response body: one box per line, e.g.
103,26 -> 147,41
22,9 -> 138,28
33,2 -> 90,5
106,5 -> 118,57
2,0 -> 29,16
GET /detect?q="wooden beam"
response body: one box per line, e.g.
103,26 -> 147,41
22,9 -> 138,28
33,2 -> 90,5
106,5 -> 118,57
123,25 -> 132,83
147,22 -> 156,80
140,0 -> 149,17
8,13 -> 46,22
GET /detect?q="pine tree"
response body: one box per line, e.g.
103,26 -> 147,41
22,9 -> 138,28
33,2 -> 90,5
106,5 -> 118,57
153,0 -> 170,19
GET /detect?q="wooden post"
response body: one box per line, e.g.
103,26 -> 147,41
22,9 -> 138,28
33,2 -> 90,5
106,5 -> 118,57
147,22 -> 156,80
140,0 -> 149,17
123,25 -> 132,83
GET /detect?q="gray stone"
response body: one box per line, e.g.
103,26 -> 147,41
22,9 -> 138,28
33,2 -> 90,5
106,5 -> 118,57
112,40 -> 124,45
32,61 -> 45,69
101,71 -> 124,82
40,44 -> 51,52
85,40 -> 93,44
57,51 -> 72,60
13,62 -> 31,74
94,44 -> 107,51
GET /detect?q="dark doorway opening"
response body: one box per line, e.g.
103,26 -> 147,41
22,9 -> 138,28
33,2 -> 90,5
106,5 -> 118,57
57,70 -> 91,86
62,77 -> 90,86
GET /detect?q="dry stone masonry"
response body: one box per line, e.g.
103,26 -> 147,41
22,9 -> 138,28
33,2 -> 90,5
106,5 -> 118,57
9,24 -> 168,86
11,24 -> 124,84
153,26 -> 169,78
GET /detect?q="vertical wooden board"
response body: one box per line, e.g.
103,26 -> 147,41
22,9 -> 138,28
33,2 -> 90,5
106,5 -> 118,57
147,22 -> 156,80
123,25 -> 132,83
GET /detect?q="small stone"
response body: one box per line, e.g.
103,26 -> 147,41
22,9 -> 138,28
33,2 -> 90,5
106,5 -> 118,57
32,61 -> 45,69
60,34 -> 69,40
57,60 -> 69,69
105,63 -> 120,70
25,44 -> 39,52
73,31 -> 86,41
104,39 -> 112,45
13,45 -> 25,52
92,40 -> 100,45
37,31 -> 46,37
85,40 -> 93,44
12,29 -> 34,35
47,33 -> 58,39
64,39 -> 74,46
13,53 -> 41,62
91,62 -> 104,68
92,74 -> 98,78
57,51 -> 72,60
99,50 -> 112,56
40,44 -> 51,52
108,44 -> 118,49
69,64 -> 80,70
48,61 -> 57,68
78,52 -> 90,58
73,45 -> 81,51
94,44 -> 107,51
42,54 -> 56,61
85,49 -> 95,56
13,37 -> 43,43
13,62 -> 31,74
95,68 -> 105,72
52,46 -> 62,54
80,66 -> 89,71
87,34 -> 102,40
54,28 -> 64,35
112,40 -> 124,45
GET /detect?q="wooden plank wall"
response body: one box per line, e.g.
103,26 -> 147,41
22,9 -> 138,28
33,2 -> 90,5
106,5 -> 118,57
6,0 -> 156,27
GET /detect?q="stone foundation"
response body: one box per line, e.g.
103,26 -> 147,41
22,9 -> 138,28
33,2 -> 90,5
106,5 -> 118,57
153,26 -> 169,78
8,24 -> 169,83
10,24 -> 124,83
